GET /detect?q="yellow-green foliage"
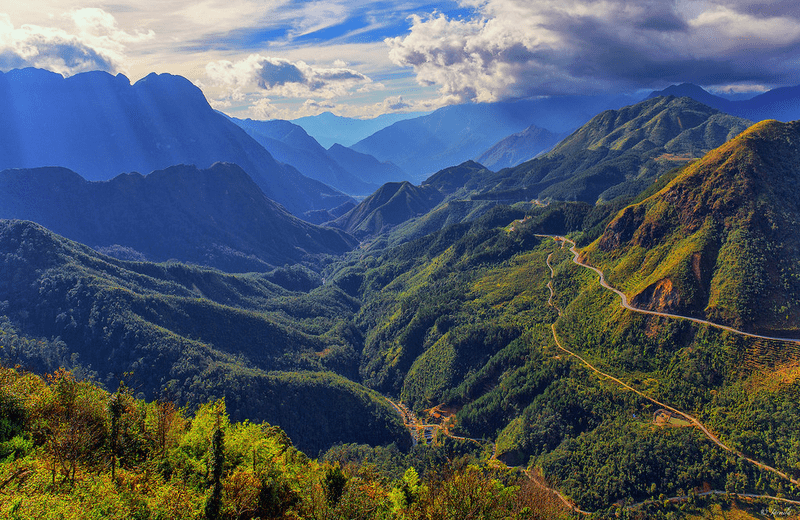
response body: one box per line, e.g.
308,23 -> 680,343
0,364 -> 567,520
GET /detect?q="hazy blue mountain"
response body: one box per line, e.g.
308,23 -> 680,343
475,125 -> 565,170
0,67 -> 351,215
326,144 -> 410,186
227,117 -> 378,196
0,163 -> 357,271
648,82 -> 800,122
291,111 -> 430,147
350,95 -> 637,180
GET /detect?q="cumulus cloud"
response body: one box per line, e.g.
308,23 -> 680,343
386,0 -> 800,103
378,95 -> 411,111
0,10 -> 153,76
205,53 -> 373,99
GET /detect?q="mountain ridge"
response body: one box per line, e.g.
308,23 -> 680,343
0,163 -> 357,272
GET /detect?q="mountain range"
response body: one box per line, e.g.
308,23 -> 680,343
472,96 -> 753,203
350,94 -> 639,179
227,117 -> 382,195
475,125 -> 566,171
291,110 -> 430,148
0,163 -> 357,272
0,68 -> 351,215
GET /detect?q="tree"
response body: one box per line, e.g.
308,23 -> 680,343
204,400 -> 225,520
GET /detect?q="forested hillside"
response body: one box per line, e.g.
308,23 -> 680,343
587,119 -> 800,335
3,81 -> 800,517
0,220 -> 402,455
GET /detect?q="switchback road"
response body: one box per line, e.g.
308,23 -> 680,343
544,236 -> 800,488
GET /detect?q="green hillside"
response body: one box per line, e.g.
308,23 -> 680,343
477,96 -> 752,203
331,181 -> 444,239
586,119 -> 800,335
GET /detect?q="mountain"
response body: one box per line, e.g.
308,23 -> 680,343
649,82 -> 800,122
475,125 -> 565,170
0,68 -> 351,215
421,160 -> 493,196
586,119 -> 800,336
0,219 -> 406,455
228,117 -> 379,195
351,95 -> 638,180
330,181 -> 444,239
0,163 -> 357,272
474,96 -> 753,203
291,111 -> 430,148
325,144 -> 409,186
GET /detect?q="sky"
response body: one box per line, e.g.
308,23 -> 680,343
2,1 -> 800,119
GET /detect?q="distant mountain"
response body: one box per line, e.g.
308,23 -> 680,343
649,83 -> 800,123
326,144 -> 410,186
350,95 -> 638,180
0,220 -> 406,455
228,117 -> 379,196
647,83 -> 733,110
474,96 -> 753,203
0,68 -> 350,215
475,125 -> 565,170
331,181 -> 444,239
0,163 -> 357,272
291,111 -> 430,148
587,119 -> 800,335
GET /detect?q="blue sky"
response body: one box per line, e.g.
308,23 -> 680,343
2,1 -> 800,119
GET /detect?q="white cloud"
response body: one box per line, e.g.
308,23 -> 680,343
205,53 -> 374,99
386,0 -> 800,104
0,10 -> 153,76
377,95 -> 411,111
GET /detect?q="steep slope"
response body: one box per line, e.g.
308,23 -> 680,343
0,68 -> 350,215
476,96 -> 752,203
586,119 -> 800,335
351,95 -> 637,179
331,181 -> 444,239
0,220 -> 405,454
326,144 -> 410,186
0,164 -> 357,272
229,117 -> 379,195
476,125 -> 564,170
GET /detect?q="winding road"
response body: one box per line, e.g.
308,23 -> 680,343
544,236 -> 800,489
555,236 -> 800,346
380,234 -> 800,515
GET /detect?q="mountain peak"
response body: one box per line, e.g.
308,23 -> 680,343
591,118 -> 800,334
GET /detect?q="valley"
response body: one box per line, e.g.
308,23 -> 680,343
2,67 -> 800,519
